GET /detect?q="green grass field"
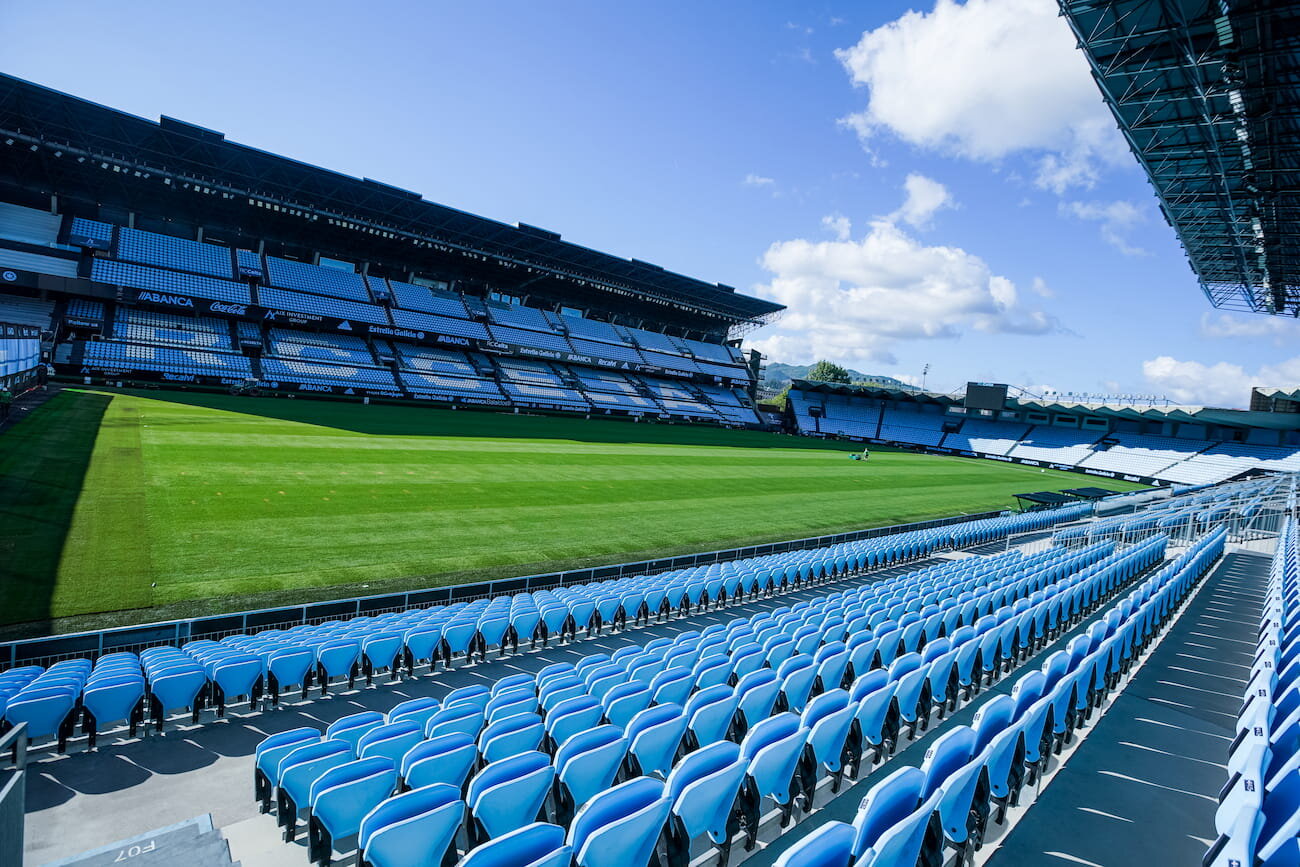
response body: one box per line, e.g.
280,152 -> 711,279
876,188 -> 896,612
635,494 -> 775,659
0,388 -> 1144,631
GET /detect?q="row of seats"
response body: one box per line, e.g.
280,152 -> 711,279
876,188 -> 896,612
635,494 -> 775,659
250,535 -> 1157,865
82,340 -> 252,378
0,509 -> 1086,756
775,527 -> 1228,867
1207,514 -> 1300,866
1056,479 -> 1281,548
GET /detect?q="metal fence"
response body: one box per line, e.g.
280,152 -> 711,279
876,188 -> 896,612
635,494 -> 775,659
0,724 -> 27,867
0,510 -> 1004,669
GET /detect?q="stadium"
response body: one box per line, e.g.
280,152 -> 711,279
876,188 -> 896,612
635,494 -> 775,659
0,1 -> 1297,866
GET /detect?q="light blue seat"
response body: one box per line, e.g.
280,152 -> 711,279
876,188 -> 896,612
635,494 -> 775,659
971,695 -> 1015,754
736,668 -> 781,734
849,766 -> 925,862
664,741 -> 746,866
276,739 -> 353,839
802,689 -> 857,792
387,697 -> 440,728
327,711 -> 385,755
934,753 -> 990,858
81,674 -> 146,747
444,684 -> 490,710
491,673 -> 536,696
1203,806 -> 1262,867
685,684 -> 739,749
467,750 -> 555,845
403,732 -> 478,790
540,676 -> 585,714
307,756 -> 399,864
650,667 -> 694,707
424,703 -> 484,741
402,626 -> 443,674
4,686 -> 79,748
459,822 -> 572,867
568,776 -> 672,867
627,703 -> 688,777
479,712 -> 544,763
778,656 -> 818,714
856,791 -> 942,867
854,679 -> 900,762
358,721 -> 423,765
486,691 -> 538,723
919,726 -> 975,800
548,694 -> 605,747
317,639 -> 361,693
357,782 -> 463,867
603,682 -> 653,730
555,725 -> 628,823
148,666 -> 207,730
740,712 -> 809,836
254,727 -> 320,811
210,656 -> 263,714
773,820 -> 855,867
891,657 -> 933,738
267,648 -> 315,701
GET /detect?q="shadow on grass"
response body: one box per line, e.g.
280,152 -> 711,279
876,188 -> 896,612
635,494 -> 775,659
0,389 -> 112,635
93,384 -> 864,451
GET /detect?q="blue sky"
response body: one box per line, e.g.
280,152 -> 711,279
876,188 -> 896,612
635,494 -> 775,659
5,0 -> 1296,407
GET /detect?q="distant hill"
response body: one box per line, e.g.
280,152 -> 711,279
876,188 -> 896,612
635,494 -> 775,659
763,362 -> 916,391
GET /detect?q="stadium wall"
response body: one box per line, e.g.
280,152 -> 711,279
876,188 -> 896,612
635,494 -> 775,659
0,509 -> 1005,667
0,321 -> 40,392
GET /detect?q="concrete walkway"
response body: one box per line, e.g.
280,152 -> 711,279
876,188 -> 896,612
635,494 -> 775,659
983,549 -> 1268,867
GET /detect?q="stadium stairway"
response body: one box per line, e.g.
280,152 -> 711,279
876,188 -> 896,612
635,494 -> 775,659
24,555 -> 947,865
977,547 -> 1269,866
42,814 -> 240,867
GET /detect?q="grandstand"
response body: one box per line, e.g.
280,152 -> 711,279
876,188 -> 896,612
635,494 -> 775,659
787,380 -> 1300,487
0,74 -> 768,426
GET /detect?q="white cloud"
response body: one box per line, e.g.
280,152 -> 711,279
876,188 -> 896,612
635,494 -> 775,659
1200,311 -> 1300,345
821,213 -> 852,241
1061,199 -> 1147,255
893,173 -> 954,228
1141,355 -> 1300,408
743,174 -> 775,187
1029,277 -> 1055,298
749,183 -> 1061,365
836,0 -> 1127,192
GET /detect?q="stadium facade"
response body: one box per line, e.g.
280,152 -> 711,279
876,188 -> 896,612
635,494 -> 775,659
0,74 -> 780,424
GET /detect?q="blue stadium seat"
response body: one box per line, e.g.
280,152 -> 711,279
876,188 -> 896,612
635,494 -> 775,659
466,750 -> 554,844
306,756 -> 399,864
357,783 -> 463,867
459,822 -> 572,867
773,820 -> 855,867
663,741 -> 746,867
567,777 -> 672,867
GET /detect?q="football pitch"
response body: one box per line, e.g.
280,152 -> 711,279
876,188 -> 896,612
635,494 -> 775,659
0,388 -> 1145,630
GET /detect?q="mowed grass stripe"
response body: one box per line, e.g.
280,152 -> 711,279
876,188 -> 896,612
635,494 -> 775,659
0,389 -> 1145,628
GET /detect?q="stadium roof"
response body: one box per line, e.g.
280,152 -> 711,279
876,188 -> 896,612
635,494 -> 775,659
791,379 -> 1300,430
0,74 -> 783,325
1061,0 -> 1300,315
1256,386 -> 1300,402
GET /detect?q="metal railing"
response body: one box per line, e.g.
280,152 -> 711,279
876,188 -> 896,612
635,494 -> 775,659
0,510 -> 1003,669
0,723 -> 27,867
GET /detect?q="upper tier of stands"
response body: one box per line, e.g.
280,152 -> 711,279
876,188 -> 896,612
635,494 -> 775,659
9,211 -> 762,416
